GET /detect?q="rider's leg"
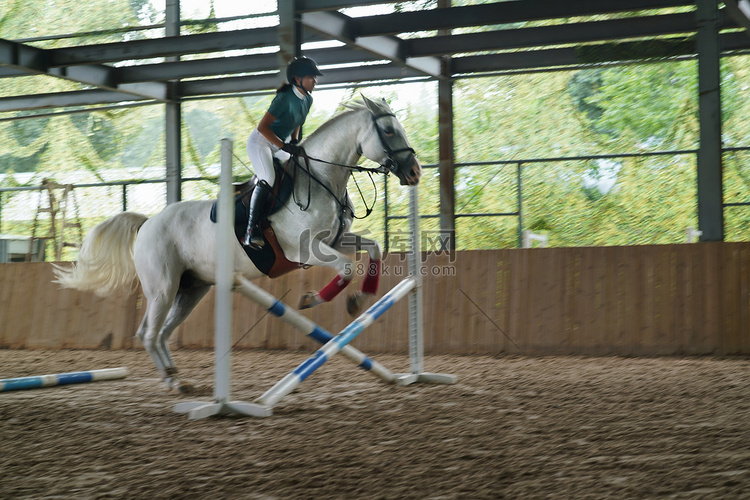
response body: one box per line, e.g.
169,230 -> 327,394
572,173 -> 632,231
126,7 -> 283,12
243,180 -> 272,249
245,130 -> 277,249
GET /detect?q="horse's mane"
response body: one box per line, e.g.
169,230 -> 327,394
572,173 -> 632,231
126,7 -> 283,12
304,101 -> 366,143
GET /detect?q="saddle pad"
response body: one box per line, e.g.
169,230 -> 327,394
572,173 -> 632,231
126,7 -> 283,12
208,160 -> 298,277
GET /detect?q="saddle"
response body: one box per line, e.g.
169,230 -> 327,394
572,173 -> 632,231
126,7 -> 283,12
210,158 -> 303,278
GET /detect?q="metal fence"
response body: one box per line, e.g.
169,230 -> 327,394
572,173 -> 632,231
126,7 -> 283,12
2,147 -> 749,260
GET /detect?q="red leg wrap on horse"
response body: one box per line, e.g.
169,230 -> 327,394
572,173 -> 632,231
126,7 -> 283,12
318,274 -> 351,302
362,259 -> 381,294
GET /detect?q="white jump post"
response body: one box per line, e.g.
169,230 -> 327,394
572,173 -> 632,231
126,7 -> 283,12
395,187 -> 457,386
174,138 -> 271,419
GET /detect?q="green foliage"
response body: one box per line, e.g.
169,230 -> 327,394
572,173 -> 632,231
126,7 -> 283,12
1,2 -> 749,249
10,116 -> 50,147
581,61 -> 698,149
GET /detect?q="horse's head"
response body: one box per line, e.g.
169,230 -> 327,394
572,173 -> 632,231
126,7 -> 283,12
360,96 -> 421,186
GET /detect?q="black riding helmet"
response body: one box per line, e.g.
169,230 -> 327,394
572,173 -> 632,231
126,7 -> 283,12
286,56 -> 323,84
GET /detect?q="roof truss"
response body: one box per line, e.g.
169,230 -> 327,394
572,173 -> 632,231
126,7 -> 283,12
1,0 -> 750,114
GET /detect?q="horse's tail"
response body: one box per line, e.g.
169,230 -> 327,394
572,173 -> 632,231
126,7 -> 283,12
53,211 -> 149,297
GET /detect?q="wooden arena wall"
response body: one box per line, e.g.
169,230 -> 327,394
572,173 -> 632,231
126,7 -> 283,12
0,242 -> 748,356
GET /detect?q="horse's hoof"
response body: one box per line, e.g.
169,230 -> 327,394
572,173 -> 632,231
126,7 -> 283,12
298,291 -> 321,310
347,291 -> 373,317
176,380 -> 196,395
164,377 -> 195,395
347,291 -> 364,316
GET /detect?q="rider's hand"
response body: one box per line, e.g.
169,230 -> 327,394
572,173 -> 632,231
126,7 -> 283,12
282,143 -> 302,156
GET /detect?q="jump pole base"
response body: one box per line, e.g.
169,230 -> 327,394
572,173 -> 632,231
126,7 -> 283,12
174,400 -> 272,420
394,372 -> 458,386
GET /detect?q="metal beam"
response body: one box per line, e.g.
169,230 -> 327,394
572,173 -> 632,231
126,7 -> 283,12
178,64 -> 425,97
296,0 -> 401,11
721,30 -> 750,51
302,10 -> 441,77
406,13 -> 699,57
49,28 -> 278,66
0,64 -> 428,112
0,38 -> 49,72
179,73 -> 282,96
0,67 -> 28,78
302,11 -> 358,40
452,38 -> 696,74
0,37 -> 168,101
120,54 -> 279,83
117,81 -> 168,100
724,0 -> 750,32
0,90 -> 143,112
47,64 -> 117,88
118,46 -> 383,84
354,0 -> 694,37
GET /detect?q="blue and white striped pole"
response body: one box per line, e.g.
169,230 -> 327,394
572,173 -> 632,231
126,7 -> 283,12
0,367 -> 129,392
256,278 -> 416,408
235,276 -> 395,384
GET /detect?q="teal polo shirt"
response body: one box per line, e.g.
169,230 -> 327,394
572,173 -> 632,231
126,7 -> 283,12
268,86 -> 313,141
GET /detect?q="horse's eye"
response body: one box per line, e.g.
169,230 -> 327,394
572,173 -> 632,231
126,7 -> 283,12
383,126 -> 395,136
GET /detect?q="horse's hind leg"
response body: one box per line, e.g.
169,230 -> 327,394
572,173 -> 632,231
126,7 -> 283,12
156,284 -> 212,393
136,295 -> 173,385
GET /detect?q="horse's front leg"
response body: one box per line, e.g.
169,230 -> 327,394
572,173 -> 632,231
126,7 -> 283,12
297,233 -> 382,317
297,236 -> 356,310
343,233 -> 382,316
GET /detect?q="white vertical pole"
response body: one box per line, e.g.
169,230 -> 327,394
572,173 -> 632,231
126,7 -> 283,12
214,138 -> 234,403
174,139 -> 271,419
396,186 -> 457,386
408,186 -> 424,375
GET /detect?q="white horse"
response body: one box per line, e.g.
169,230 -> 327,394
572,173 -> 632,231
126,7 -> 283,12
54,96 -> 421,392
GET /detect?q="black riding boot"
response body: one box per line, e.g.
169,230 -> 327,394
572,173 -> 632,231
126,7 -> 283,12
243,180 -> 271,250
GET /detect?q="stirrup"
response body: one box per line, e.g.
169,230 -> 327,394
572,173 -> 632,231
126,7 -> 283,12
243,227 -> 265,250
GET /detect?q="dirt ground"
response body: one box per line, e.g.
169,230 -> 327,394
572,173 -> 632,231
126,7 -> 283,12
1,349 -> 750,499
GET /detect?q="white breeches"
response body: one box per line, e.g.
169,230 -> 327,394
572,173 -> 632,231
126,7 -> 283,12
246,129 -> 291,186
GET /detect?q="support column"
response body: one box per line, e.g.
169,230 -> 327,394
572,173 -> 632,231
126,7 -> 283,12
165,0 -> 182,205
695,0 -> 724,241
278,0 -> 302,72
438,0 -> 455,251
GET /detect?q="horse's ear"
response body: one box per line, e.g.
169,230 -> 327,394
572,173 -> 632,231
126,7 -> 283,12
361,94 -> 377,113
361,94 -> 393,115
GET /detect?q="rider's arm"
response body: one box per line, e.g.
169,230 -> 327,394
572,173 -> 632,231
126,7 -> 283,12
257,111 -> 285,149
291,126 -> 301,143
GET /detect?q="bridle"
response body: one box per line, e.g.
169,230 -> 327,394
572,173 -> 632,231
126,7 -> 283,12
280,108 -> 417,238
294,109 -> 416,176
369,111 -> 417,175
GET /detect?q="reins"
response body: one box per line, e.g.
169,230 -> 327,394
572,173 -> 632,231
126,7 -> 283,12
286,109 -> 415,220
235,107 -> 413,224
291,146 -> 378,220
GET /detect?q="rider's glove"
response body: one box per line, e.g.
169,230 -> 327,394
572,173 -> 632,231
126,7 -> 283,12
282,143 -> 302,156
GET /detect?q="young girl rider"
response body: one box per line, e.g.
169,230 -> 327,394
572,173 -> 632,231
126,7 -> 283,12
243,56 -> 323,249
